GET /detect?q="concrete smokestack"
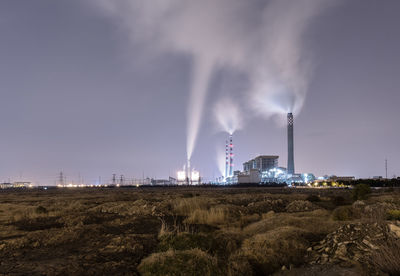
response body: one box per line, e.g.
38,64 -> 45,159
287,113 -> 295,175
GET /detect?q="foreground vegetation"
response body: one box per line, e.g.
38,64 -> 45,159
0,186 -> 399,275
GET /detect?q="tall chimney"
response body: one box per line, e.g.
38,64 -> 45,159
225,140 -> 229,179
287,113 -> 295,175
229,135 -> 234,177
186,159 -> 191,185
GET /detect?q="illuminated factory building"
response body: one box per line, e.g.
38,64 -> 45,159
222,113 -> 316,185
243,155 -> 279,172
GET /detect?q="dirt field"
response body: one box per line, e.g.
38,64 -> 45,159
0,187 -> 399,275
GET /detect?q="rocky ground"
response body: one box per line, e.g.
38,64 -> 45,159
0,187 -> 398,275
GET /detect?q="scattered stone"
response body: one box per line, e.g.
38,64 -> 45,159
310,222 -> 391,266
388,223 -> 400,238
352,200 -> 365,209
285,200 -> 318,213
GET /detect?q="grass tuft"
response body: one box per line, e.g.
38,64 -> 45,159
138,249 -> 223,276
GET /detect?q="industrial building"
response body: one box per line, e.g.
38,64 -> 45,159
243,155 -> 279,172
0,182 -> 32,189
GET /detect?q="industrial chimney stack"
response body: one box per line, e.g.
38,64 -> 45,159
186,159 -> 191,185
229,135 -> 234,177
225,140 -> 229,179
287,113 -> 295,175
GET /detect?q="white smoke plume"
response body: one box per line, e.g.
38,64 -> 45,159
214,97 -> 243,135
248,0 -> 332,120
215,143 -> 227,178
91,0 -> 336,159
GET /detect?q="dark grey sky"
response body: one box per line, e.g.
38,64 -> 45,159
0,0 -> 399,184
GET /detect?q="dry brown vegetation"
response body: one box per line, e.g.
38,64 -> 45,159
0,187 -> 399,275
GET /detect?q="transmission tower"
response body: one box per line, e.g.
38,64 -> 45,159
59,171 -> 65,186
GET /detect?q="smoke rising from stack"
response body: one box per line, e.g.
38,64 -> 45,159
216,143 -> 227,178
92,0 -> 338,160
214,97 -> 243,136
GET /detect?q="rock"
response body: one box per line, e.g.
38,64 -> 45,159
311,222 -> 388,266
335,244 -> 347,256
285,200 -> 318,213
362,239 -> 378,250
320,254 -> 329,264
389,223 -> 400,238
352,200 -> 365,209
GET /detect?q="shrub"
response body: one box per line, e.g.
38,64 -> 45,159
138,249 -> 223,276
352,184 -> 371,201
387,210 -> 400,220
306,195 -> 320,202
332,206 -> 354,221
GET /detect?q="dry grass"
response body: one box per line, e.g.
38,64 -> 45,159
173,197 -> 210,216
244,209 -> 337,238
369,237 -> 400,275
1,188 -> 399,275
186,206 -> 228,225
138,249 -> 222,276
231,226 -> 309,275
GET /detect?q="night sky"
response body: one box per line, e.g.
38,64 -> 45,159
0,0 -> 399,185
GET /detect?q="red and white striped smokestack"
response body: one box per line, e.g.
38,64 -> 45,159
229,135 -> 233,177
225,140 -> 229,179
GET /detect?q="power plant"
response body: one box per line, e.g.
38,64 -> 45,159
175,112 -> 325,186
217,112 -> 318,185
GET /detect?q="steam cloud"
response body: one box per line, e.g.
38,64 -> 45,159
214,97 -> 243,135
92,0 -> 335,160
216,144 -> 227,178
